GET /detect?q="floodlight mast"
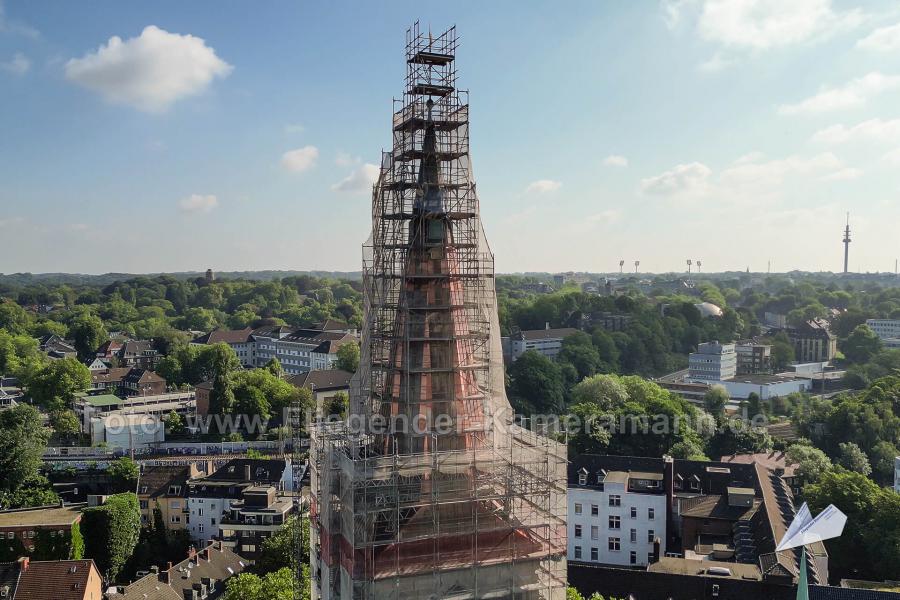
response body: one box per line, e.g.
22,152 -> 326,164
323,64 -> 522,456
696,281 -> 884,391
634,260 -> 640,274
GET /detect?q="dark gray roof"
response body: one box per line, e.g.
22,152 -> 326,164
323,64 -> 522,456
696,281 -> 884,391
289,369 -> 353,391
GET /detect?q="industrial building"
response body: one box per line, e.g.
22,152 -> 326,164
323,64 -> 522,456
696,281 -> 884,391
309,24 -> 567,600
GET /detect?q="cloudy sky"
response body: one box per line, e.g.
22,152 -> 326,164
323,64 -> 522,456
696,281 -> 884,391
2,0 -> 900,274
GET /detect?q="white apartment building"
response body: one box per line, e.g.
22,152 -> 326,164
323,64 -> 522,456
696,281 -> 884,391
192,326 -> 357,376
687,341 -> 737,382
894,456 -> 900,494
509,325 -> 580,362
568,469 -> 667,567
865,319 -> 900,348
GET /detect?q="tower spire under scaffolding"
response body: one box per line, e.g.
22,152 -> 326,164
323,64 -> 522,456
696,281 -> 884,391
307,23 -> 567,600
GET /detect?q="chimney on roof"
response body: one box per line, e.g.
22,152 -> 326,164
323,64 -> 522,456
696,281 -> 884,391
663,455 -> 675,551
244,464 -> 251,482
187,546 -> 197,561
17,557 -> 28,572
545,322 -> 550,330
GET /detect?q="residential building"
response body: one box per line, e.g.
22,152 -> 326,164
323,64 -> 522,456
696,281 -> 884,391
118,340 -> 160,369
114,542 -> 246,600
192,326 -> 357,376
121,368 -> 167,396
314,319 -> 359,337
567,455 -> 829,593
734,341 -> 772,375
782,319 -> 837,363
190,328 -> 255,368
687,341 -> 736,382
218,485 -> 295,561
37,335 -> 77,360
194,381 -> 213,417
186,459 -> 289,547
764,312 -> 787,329
137,465 -> 201,530
88,367 -> 131,394
568,466 -> 667,567
718,451 -> 802,496
0,504 -> 85,557
865,318 -> 900,348
288,369 -> 352,412
894,456 -> 900,494
95,340 -> 123,362
509,325 -> 580,361
9,558 -> 102,600
84,358 -> 108,371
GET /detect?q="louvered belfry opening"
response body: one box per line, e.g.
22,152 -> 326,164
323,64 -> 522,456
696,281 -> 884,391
309,23 -> 568,600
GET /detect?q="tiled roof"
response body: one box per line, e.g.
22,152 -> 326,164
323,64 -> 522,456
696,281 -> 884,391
15,559 -> 99,600
719,452 -> 799,478
119,543 -> 247,600
679,494 -> 760,520
810,585 -> 900,599
191,328 -> 254,345
90,367 -> 130,384
289,369 -> 353,391
204,459 -> 286,484
138,466 -> 192,499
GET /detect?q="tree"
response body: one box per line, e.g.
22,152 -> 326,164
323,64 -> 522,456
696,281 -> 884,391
335,342 -> 360,373
841,324 -> 882,364
69,313 -> 108,360
264,357 -> 284,378
570,375 -> 629,411
707,420 -> 773,458
507,351 -> 565,415
805,469 -> 900,581
257,516 -> 309,575
703,385 -> 729,419
0,404 -> 50,495
786,443 -> 832,485
24,357 -> 91,409
0,330 -> 44,378
50,409 -> 81,438
837,442 -> 872,476
107,457 -> 139,492
769,332 -> 795,371
870,440 -> 900,485
164,410 -> 185,435
224,568 -> 302,600
81,492 -> 141,582
324,392 -> 349,419
557,332 -> 602,382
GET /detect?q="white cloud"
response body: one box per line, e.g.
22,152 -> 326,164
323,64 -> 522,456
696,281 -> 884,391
525,179 -> 562,194
335,152 -> 359,167
778,72 -> 900,115
179,194 -> 219,214
0,1 -> 39,38
643,153 -> 853,200
699,0 -> 863,50
640,162 -> 712,197
332,163 -> 379,192
697,53 -> 734,73
822,167 -> 863,181
883,148 -> 900,165
64,25 -> 232,112
280,146 -> 319,172
602,155 -> 629,168
0,52 -> 29,75
812,118 -> 900,144
857,21 -> 900,52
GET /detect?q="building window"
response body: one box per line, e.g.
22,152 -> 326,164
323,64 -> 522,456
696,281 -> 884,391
591,504 -> 599,516
591,525 -> 599,540
630,551 -> 637,565
648,530 -> 655,543
574,546 -> 582,559
630,529 -> 637,543
648,508 -> 655,520
198,524 -> 204,533
591,547 -> 599,561
609,495 -> 621,507
198,508 -> 204,517
630,507 -> 637,519
574,525 -> 582,538
608,537 -> 620,552
574,503 -> 582,515
578,471 -> 587,485
608,516 -> 620,530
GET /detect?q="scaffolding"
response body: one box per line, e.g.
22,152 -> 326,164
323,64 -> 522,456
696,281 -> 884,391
309,23 -> 567,599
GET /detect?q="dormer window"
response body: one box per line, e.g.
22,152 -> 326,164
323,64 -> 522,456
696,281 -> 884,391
578,468 -> 588,486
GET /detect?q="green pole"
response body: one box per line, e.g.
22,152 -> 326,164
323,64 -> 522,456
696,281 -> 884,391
796,546 -> 809,600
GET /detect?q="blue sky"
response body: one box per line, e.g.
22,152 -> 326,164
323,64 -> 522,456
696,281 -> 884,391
2,0 -> 900,275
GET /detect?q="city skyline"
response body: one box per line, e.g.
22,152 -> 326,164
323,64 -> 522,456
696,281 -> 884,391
3,0 -> 900,274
